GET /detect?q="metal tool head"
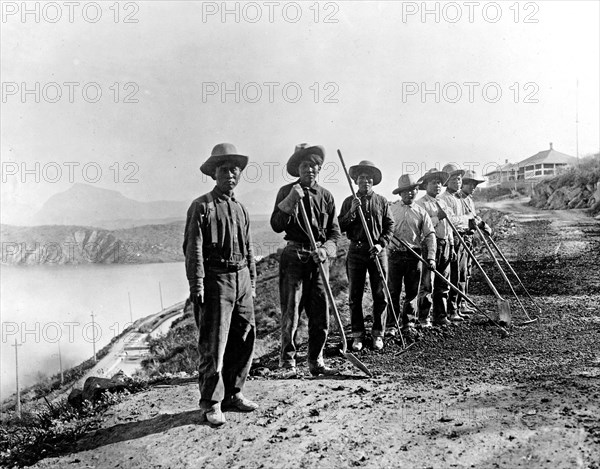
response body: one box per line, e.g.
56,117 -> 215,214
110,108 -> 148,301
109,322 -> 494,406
343,352 -> 373,377
497,298 -> 512,326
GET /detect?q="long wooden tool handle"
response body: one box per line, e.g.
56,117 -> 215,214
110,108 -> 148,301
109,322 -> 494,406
485,230 -> 541,311
436,201 -> 504,301
392,237 -> 508,336
459,199 -> 534,319
298,197 -> 348,354
337,149 -> 405,346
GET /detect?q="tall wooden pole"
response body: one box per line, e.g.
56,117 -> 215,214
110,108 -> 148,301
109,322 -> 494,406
90,311 -> 97,364
58,341 -> 64,385
12,339 -> 22,418
575,79 -> 580,166
128,291 -> 133,323
158,282 -> 164,310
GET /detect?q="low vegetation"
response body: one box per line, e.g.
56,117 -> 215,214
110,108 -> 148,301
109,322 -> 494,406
0,379 -> 148,467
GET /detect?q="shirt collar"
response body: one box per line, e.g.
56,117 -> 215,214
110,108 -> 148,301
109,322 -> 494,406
212,186 -> 236,202
297,180 -> 319,194
357,189 -> 374,198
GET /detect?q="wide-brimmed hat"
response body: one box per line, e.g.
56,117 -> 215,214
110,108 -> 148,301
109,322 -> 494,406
200,143 -> 249,178
286,143 -> 325,177
418,168 -> 450,190
349,160 -> 382,186
392,174 -> 420,194
441,163 -> 465,178
462,170 -> 485,186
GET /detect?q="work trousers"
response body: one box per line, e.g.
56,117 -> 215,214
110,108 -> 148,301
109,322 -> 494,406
346,243 -> 388,338
387,249 -> 422,329
195,267 -> 255,404
418,239 -> 451,322
279,244 -> 329,368
448,235 -> 472,314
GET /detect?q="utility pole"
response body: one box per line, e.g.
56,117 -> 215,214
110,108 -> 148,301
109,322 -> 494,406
58,341 -> 64,385
576,79 -> 580,166
12,339 -> 22,418
90,311 -> 97,364
128,291 -> 133,323
159,282 -> 164,310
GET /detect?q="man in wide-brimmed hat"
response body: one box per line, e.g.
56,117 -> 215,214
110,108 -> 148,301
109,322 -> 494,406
385,174 -> 436,335
183,143 -> 257,426
338,160 -> 395,351
439,163 -> 472,321
457,170 -> 491,302
271,143 -> 341,378
415,168 -> 455,327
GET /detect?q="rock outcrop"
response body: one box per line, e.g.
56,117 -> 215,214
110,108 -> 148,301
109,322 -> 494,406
530,155 -> 600,216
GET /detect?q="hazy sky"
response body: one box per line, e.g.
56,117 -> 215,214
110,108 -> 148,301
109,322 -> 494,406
1,0 -> 599,222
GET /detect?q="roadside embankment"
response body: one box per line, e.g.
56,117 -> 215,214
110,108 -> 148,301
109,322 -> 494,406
530,154 -> 600,216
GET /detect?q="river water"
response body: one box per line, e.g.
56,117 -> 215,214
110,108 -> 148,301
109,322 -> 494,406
0,262 -> 188,400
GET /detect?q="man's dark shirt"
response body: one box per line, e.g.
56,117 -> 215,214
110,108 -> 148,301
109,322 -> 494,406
338,190 -> 395,247
270,181 -> 341,256
183,186 -> 256,292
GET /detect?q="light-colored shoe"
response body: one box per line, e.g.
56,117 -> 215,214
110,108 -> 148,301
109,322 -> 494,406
279,366 -> 299,379
351,338 -> 363,351
373,337 -> 384,350
200,403 -> 226,426
222,394 -> 258,412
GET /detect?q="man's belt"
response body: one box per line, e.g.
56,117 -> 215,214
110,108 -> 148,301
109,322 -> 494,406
350,240 -> 370,248
389,244 -> 421,255
436,237 -> 449,246
205,258 -> 247,272
287,240 -> 321,250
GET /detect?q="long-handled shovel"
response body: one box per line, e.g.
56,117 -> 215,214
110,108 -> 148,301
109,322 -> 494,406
390,237 -> 509,338
337,149 -> 412,353
436,201 -> 512,326
297,198 -> 373,377
458,199 -> 538,325
483,229 -> 543,317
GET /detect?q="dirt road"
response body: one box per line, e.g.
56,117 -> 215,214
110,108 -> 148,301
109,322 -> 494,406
32,202 -> 600,469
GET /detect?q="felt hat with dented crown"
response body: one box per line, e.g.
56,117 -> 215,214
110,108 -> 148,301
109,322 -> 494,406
200,143 -> 249,179
286,143 -> 325,177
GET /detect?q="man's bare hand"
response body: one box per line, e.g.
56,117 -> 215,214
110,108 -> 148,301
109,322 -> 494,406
311,247 -> 328,263
369,243 -> 383,257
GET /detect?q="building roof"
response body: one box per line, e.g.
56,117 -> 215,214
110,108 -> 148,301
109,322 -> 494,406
485,143 -> 577,176
517,143 -> 577,168
484,161 -> 517,176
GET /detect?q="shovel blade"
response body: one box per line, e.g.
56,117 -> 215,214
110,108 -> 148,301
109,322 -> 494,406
497,298 -> 512,326
343,352 -> 372,377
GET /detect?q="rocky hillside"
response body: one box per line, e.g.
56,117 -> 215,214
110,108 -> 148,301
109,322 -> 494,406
530,154 -> 600,216
0,223 -> 185,265
0,218 -> 284,266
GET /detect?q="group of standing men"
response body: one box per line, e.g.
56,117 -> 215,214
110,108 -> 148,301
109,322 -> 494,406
183,142 -> 489,425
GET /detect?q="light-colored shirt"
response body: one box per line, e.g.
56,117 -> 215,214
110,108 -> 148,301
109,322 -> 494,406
457,190 -> 477,217
440,189 -> 470,231
415,193 -> 454,242
389,202 -> 436,259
